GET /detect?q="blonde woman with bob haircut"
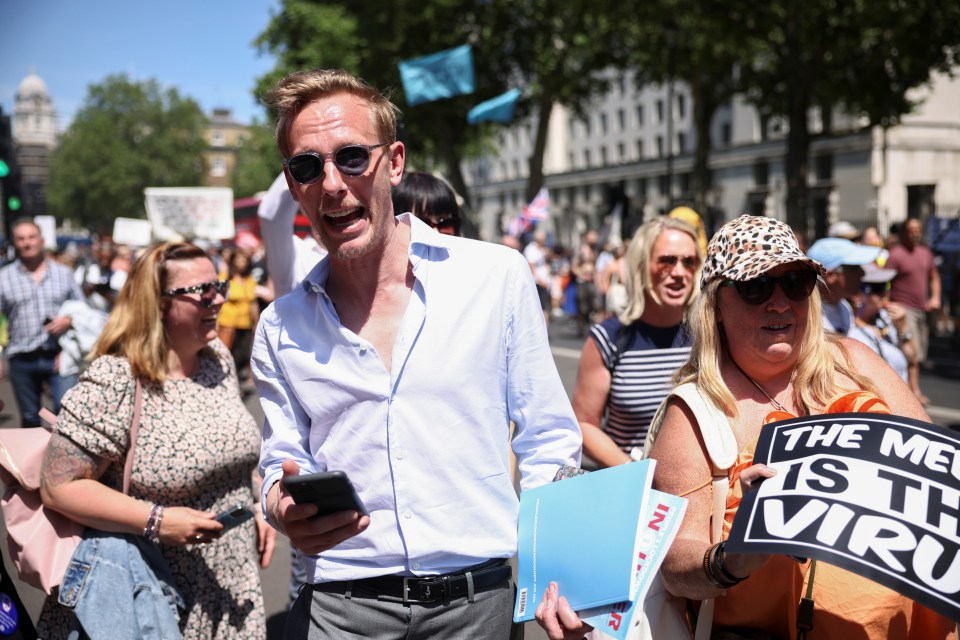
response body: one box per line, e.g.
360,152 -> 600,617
571,216 -> 701,468
38,242 -> 275,639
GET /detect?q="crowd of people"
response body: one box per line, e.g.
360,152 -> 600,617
0,66 -> 956,640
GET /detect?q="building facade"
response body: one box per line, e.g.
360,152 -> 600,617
12,68 -> 59,217
202,107 -> 249,189
464,70 -> 960,247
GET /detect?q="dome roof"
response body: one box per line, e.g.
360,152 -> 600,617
18,68 -> 50,100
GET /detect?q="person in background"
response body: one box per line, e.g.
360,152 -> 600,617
571,217 -> 700,468
217,250 -> 260,385
257,172 -> 327,298
572,229 -> 600,335
0,218 -> 83,427
38,242 -> 275,639
851,263 -> 910,381
806,236 -> 880,335
524,229 -> 553,328
392,170 -> 463,236
886,218 -> 941,404
668,205 -> 708,257
254,67 -> 581,639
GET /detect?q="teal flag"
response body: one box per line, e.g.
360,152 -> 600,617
467,88 -> 522,124
398,45 -> 475,107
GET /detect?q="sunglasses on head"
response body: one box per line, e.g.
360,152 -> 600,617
283,142 -> 390,185
655,254 -> 699,272
721,270 -> 818,305
163,279 -> 230,307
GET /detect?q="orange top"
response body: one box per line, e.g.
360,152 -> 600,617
711,391 -> 958,640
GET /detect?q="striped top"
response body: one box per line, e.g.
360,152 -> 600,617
590,317 -> 692,454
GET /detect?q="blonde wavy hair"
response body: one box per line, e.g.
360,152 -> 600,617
618,216 -> 702,326
675,278 -> 878,417
265,68 -> 401,158
90,243 -> 214,384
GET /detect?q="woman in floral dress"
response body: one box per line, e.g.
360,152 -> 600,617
38,242 -> 275,639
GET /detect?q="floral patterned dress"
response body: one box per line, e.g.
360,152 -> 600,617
37,340 -> 265,639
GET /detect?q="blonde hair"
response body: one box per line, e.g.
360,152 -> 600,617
90,243 -> 213,384
676,278 -> 878,416
264,69 -> 401,158
619,217 -> 702,325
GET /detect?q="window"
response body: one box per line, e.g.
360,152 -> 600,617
584,149 -> 592,167
815,154 -> 833,182
637,177 -> 648,198
210,156 -> 227,177
656,136 -> 664,157
636,139 -> 644,158
512,159 -> 520,178
677,94 -> 686,120
600,113 -> 608,134
636,105 -> 644,126
656,100 -> 664,123
679,172 -> 691,196
659,174 -> 670,195
618,142 -> 626,162
210,130 -> 225,147
721,122 -> 732,144
677,132 -> 686,154
754,161 -> 769,187
618,75 -> 626,95
568,152 -> 575,169
584,118 -> 592,136
600,146 -> 608,165
617,109 -> 626,131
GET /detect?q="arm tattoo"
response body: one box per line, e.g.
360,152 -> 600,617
40,434 -> 110,489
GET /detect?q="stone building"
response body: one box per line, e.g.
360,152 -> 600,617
203,107 -> 249,188
12,68 -> 59,216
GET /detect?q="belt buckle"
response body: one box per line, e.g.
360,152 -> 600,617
403,577 -> 444,603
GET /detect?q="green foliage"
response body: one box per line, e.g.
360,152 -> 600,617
47,75 -> 207,231
231,119 -> 282,199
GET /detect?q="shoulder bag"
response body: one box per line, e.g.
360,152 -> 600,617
0,380 -> 143,594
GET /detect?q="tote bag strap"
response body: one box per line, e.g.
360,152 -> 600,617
121,379 -> 144,495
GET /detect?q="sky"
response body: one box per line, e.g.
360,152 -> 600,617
1,0 -> 281,130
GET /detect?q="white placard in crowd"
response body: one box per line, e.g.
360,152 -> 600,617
34,215 -> 57,250
144,187 -> 235,241
112,217 -> 154,247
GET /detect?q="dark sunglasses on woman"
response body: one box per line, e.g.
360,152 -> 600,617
163,279 -> 230,307
721,270 -> 818,305
283,142 -> 390,185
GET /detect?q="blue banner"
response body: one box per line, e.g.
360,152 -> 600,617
467,88 -> 522,124
398,45 -> 475,107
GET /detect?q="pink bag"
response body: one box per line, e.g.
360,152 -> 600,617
0,383 -> 143,594
0,422 -> 84,594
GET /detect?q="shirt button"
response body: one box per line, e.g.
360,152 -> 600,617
311,284 -> 321,293
395,449 -> 405,460
404,510 -> 413,519
359,344 -> 367,354
412,562 -> 421,570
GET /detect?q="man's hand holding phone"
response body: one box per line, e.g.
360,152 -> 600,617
269,460 -> 370,555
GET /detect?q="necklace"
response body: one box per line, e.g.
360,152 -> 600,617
731,359 -> 789,413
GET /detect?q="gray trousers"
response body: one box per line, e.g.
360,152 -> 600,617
285,577 -> 524,639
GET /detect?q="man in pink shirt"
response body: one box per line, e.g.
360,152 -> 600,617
885,218 -> 941,403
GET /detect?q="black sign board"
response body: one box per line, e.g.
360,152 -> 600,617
727,413 -> 960,622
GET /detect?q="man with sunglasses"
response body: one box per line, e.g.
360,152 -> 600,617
252,69 -> 581,640
806,236 -> 881,336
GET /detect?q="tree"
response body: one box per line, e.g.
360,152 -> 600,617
231,119 -> 281,199
740,0 -> 960,238
253,0 -> 633,210
47,75 -> 207,231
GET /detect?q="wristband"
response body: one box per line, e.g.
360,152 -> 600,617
703,541 -> 747,589
144,503 -> 165,542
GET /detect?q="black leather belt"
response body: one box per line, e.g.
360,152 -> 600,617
313,559 -> 511,603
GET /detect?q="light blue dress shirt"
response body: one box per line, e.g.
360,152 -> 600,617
254,214 -> 582,582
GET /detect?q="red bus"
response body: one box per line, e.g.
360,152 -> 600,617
233,195 -> 312,239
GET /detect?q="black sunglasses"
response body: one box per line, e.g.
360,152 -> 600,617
163,279 -> 229,307
425,217 -> 460,234
283,142 -> 390,185
721,270 -> 818,306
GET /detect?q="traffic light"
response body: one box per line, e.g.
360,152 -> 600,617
1,108 -> 22,242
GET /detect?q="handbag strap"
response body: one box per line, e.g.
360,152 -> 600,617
121,379 -> 144,495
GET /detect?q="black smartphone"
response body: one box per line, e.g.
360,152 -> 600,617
215,503 -> 255,532
282,470 -> 368,517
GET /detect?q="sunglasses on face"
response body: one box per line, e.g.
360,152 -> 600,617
283,142 -> 390,185
861,282 -> 889,296
425,217 -> 460,235
721,270 -> 818,305
163,279 -> 230,307
655,255 -> 699,272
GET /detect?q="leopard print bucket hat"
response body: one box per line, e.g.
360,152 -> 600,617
701,215 -> 825,288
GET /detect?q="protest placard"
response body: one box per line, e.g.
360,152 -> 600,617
112,217 -> 153,247
144,187 -> 234,241
727,412 -> 960,621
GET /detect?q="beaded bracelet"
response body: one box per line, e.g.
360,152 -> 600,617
144,503 -> 165,542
